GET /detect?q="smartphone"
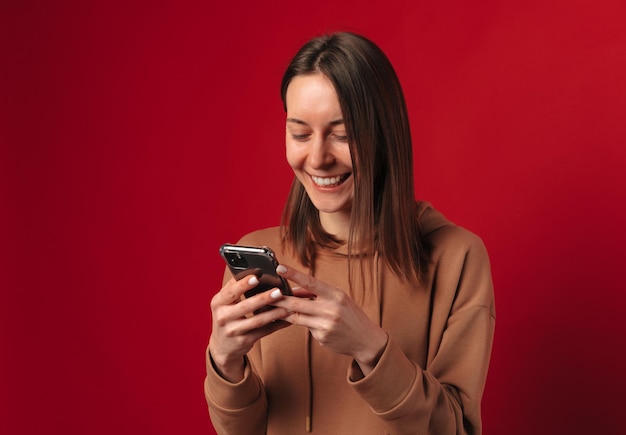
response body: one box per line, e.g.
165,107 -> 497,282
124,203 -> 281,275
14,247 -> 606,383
219,244 -> 293,306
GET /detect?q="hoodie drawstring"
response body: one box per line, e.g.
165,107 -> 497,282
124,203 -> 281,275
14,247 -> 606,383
303,250 -> 382,433
304,329 -> 312,432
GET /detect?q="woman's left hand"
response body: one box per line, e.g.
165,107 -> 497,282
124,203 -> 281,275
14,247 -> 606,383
272,264 -> 388,375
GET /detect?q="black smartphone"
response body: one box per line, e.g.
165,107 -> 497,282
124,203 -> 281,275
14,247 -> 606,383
219,244 -> 293,305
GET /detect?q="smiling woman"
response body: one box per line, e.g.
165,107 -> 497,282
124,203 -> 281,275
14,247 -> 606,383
285,74 -> 354,234
279,33 -> 424,284
205,32 -> 495,435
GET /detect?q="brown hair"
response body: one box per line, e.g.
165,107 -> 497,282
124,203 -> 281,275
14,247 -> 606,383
280,32 -> 426,284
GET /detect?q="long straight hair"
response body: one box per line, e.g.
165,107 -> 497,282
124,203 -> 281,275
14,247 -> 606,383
280,32 -> 426,284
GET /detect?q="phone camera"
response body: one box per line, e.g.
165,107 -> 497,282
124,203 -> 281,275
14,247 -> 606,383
226,252 -> 249,269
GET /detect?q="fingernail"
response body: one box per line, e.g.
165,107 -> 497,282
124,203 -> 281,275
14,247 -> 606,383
276,265 -> 287,274
248,276 -> 259,285
270,289 -> 282,299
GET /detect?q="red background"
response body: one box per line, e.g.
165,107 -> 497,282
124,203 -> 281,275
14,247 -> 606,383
2,1 -> 626,434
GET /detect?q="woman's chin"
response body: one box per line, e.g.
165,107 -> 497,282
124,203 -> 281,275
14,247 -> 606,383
309,198 -> 353,216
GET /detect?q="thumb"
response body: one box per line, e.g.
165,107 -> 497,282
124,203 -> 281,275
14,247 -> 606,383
290,286 -> 317,299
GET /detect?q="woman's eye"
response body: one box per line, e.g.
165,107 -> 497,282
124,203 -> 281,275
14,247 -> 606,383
290,133 -> 310,141
334,134 -> 349,142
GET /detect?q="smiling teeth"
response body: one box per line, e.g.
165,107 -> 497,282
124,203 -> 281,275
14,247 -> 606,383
311,174 -> 346,187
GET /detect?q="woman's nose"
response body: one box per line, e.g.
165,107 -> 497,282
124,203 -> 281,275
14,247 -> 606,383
308,136 -> 334,168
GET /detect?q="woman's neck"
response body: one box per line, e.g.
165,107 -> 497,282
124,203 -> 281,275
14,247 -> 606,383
319,211 -> 351,241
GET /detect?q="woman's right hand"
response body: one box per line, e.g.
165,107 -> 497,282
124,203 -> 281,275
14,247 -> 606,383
208,274 -> 289,382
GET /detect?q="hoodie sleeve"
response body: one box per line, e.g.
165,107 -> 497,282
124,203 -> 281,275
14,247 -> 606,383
348,228 -> 496,435
204,349 -> 268,435
204,244 -> 271,435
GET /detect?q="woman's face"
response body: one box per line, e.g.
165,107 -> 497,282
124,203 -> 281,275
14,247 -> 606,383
285,73 -> 354,220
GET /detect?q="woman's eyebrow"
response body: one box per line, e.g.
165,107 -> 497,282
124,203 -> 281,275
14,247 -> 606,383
286,117 -> 344,126
286,117 -> 307,125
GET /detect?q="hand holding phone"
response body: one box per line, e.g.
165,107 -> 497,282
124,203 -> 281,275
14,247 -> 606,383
210,244 -> 293,381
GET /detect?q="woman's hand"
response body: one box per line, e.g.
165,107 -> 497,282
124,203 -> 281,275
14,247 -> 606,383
273,264 -> 388,376
208,274 -> 290,382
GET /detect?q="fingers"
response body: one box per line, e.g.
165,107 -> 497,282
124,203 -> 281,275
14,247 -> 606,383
212,275 -> 254,306
290,287 -> 317,299
273,264 -> 341,323
276,264 -> 331,297
208,305 -> 291,382
225,306 -> 291,338
271,293 -> 324,320
209,272 -> 293,380
212,275 -> 286,322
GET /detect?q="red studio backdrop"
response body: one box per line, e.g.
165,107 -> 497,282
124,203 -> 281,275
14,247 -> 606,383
2,1 -> 625,434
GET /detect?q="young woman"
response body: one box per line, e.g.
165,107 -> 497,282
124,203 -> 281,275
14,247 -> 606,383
205,32 -> 495,434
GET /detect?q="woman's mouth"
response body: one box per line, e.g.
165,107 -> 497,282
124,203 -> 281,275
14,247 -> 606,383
311,173 -> 351,188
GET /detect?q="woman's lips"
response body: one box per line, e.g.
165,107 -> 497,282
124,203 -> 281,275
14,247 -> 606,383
311,173 -> 351,187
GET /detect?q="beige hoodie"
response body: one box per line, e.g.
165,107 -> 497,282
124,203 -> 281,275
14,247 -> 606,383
205,202 -> 495,434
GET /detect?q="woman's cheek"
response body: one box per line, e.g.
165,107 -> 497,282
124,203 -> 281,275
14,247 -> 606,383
285,143 -> 302,171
